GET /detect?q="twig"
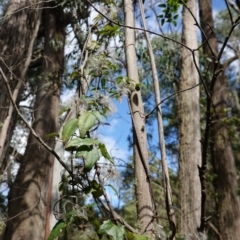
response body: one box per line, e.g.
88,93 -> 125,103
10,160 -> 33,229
145,82 -> 201,118
225,0 -> 234,24
227,0 -> 240,13
86,0 -> 192,51
208,221 -> 223,240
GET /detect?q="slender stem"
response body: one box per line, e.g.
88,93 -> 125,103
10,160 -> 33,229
138,0 -> 176,237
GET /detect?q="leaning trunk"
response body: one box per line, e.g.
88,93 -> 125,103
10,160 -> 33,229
0,0 -> 43,177
178,0 -> 201,237
4,4 -> 65,239
124,0 -> 153,233
199,0 -> 240,238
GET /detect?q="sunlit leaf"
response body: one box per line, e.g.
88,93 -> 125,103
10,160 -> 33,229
70,70 -> 78,79
47,220 -> 67,240
66,138 -> 100,150
77,148 -> 100,172
99,143 -> 114,164
98,220 -> 125,240
91,110 -> 102,122
98,25 -> 120,37
62,118 -> 78,143
78,112 -> 96,138
45,132 -> 59,139
132,233 -> 149,240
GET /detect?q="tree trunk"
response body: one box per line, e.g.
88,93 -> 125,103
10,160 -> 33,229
0,0 -> 43,178
124,0 -> 153,234
199,0 -> 240,239
4,4 -> 65,240
178,0 -> 201,237
178,0 -> 202,237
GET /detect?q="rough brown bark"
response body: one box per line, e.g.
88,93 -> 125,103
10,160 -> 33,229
0,0 -> 43,178
178,0 -> 201,237
199,0 -> 240,239
4,4 -> 65,240
124,0 -> 153,234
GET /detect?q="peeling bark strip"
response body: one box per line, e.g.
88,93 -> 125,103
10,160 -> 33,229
0,0 -> 43,178
4,3 -> 65,239
178,0 -> 201,237
199,0 -> 240,238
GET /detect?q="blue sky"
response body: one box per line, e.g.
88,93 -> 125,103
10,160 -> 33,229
95,0 -> 229,167
61,0 -> 230,205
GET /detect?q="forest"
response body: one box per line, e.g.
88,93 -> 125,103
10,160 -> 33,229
0,0 -> 240,239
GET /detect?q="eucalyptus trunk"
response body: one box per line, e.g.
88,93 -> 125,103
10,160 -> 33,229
124,0 -> 153,233
4,4 -> 65,239
199,0 -> 240,238
0,0 -> 43,178
178,0 -> 201,237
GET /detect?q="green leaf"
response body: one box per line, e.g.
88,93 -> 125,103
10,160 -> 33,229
99,143 -> 114,164
62,118 -> 78,143
83,180 -> 103,198
98,25 -> 120,37
47,220 -> 67,240
59,106 -> 70,116
83,186 -> 93,194
101,77 -> 106,88
173,14 -> 178,19
70,70 -> 78,79
78,112 -> 97,138
71,229 -> 99,240
87,40 -> 100,51
77,148 -> 100,172
132,233 -> 149,240
161,18 -> 165,26
92,188 -> 104,198
45,132 -> 59,139
135,83 -> 141,91
158,3 -> 166,7
75,145 -> 92,156
58,182 -> 64,192
125,232 -> 150,240
105,184 -> 118,195
98,220 -> 125,240
91,110 -> 102,122
66,138 -> 100,150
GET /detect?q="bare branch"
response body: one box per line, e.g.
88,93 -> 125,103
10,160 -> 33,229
146,82 -> 201,118
86,0 -> 192,51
